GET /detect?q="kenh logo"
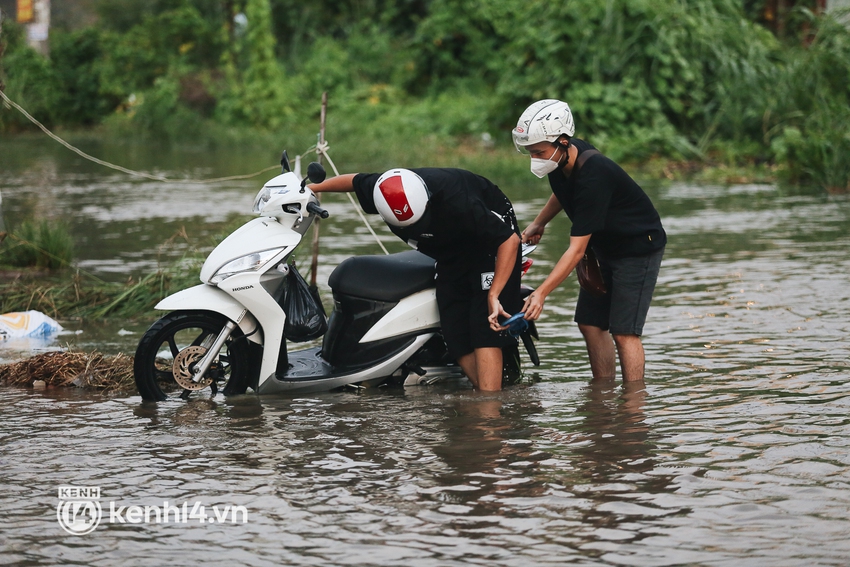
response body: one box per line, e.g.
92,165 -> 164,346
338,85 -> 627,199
57,486 -> 102,535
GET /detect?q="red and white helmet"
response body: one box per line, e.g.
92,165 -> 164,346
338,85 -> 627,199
373,169 -> 430,227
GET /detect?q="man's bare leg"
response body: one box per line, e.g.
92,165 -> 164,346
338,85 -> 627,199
612,334 -> 645,382
458,348 -> 503,391
458,352 -> 479,389
579,324 -> 616,381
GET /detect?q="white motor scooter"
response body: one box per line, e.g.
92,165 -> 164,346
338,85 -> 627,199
133,154 -> 539,400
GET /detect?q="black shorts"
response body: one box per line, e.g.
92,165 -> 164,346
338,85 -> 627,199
436,250 -> 522,359
574,247 -> 664,336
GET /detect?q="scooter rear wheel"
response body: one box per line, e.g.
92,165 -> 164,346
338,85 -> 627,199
134,311 -> 251,401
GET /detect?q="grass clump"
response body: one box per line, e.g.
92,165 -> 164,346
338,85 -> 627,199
0,258 -> 202,320
0,220 -> 74,270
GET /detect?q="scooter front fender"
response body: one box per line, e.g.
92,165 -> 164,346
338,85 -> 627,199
155,284 -> 261,343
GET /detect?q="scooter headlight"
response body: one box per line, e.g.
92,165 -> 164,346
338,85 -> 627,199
252,187 -> 271,214
210,248 -> 285,284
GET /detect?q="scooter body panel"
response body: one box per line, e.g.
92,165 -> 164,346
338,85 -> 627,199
195,213 -> 308,391
200,217 -> 300,283
154,284 -> 261,343
359,288 -> 440,343
216,271 -> 288,391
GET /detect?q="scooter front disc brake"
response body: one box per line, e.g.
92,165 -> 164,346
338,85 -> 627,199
172,346 -> 214,390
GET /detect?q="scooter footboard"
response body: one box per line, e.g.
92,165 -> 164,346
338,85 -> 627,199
259,333 -> 435,394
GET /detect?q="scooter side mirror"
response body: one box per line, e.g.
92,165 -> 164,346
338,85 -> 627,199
307,162 -> 326,184
300,162 -> 326,193
280,150 -> 291,173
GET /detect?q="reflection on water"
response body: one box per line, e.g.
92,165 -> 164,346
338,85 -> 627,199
6,374 -> 849,565
3,142 -> 850,564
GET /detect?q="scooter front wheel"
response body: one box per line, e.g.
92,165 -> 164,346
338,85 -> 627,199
134,311 -> 251,401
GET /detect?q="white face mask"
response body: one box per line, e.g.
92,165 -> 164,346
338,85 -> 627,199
529,146 -> 563,179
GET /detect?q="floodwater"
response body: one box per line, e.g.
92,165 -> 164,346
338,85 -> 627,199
2,136 -> 850,566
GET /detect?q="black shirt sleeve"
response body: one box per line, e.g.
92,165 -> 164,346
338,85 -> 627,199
352,173 -> 381,215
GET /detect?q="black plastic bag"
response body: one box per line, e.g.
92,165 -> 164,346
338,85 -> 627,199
283,263 -> 328,342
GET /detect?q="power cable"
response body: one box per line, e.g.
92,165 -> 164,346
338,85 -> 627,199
0,90 -> 389,252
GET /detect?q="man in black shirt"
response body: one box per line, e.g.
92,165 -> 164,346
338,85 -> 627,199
512,99 -> 666,383
309,167 -> 522,391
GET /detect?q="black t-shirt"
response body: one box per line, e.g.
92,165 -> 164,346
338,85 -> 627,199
352,168 -> 518,276
548,139 -> 667,258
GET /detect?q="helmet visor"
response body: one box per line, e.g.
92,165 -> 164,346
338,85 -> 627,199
512,128 -> 533,154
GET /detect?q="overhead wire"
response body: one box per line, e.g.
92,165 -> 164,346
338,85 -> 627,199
0,89 -> 388,252
316,141 -> 389,255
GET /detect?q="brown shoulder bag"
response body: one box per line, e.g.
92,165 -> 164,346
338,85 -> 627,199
572,149 -> 607,297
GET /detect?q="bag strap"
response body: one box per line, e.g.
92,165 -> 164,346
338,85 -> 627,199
574,148 -> 601,172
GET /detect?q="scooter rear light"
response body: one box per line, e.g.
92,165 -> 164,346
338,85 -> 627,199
521,257 -> 533,276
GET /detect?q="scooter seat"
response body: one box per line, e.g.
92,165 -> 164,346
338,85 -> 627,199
328,250 -> 436,302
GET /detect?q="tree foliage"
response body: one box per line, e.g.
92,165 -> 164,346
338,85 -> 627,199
1,0 -> 848,190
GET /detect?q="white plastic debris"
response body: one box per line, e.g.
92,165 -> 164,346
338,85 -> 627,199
0,311 -> 64,340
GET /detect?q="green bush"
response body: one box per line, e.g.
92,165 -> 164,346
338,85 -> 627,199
49,28 -> 126,126
215,0 -> 291,128
771,109 -> 850,193
763,12 -> 850,191
125,75 -> 209,139
483,0 -> 780,139
0,27 -> 62,130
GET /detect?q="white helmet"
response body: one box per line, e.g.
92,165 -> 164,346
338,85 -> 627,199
512,99 -> 575,153
373,168 -> 430,227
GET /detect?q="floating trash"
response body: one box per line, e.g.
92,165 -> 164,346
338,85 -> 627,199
0,311 -> 63,340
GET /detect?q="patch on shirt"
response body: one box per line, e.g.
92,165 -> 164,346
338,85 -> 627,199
480,271 -> 494,290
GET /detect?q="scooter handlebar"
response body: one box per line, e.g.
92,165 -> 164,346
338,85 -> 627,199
306,202 -> 329,219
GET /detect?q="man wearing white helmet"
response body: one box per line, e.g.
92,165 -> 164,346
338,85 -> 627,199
310,167 -> 522,391
512,99 -> 666,383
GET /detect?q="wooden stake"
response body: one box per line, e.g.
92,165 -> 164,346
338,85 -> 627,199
309,92 -> 328,289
